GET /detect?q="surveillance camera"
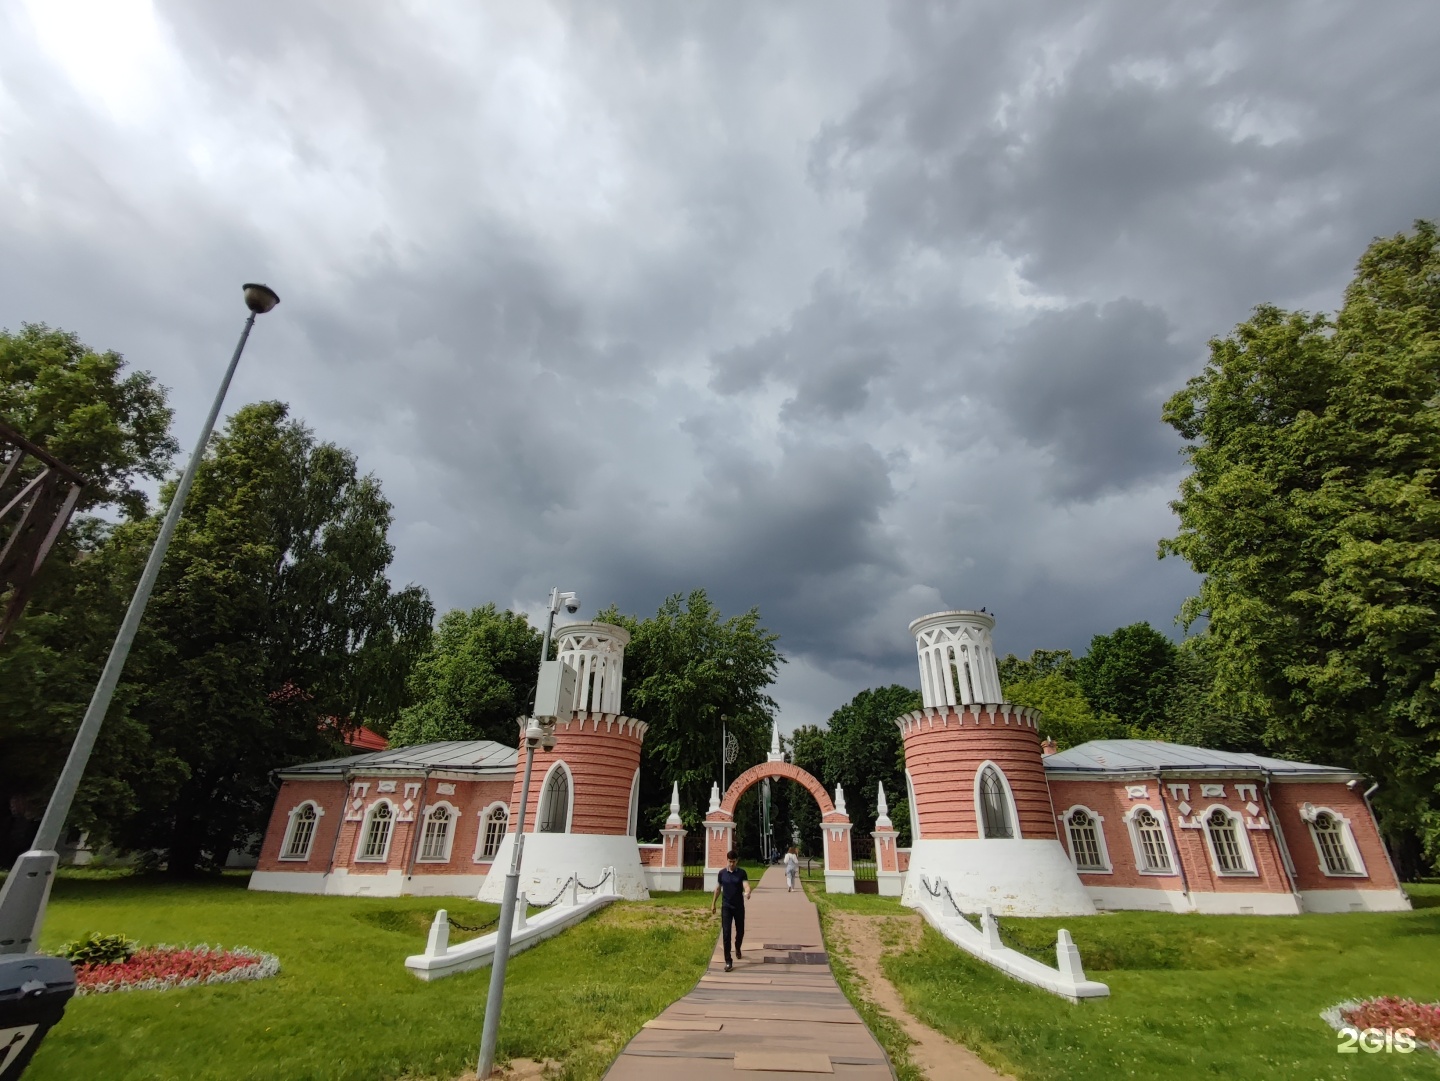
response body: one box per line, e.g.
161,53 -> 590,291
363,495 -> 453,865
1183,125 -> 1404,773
564,596 -> 580,614
524,720 -> 544,747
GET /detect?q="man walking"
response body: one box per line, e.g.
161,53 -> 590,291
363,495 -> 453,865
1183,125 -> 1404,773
711,849 -> 751,971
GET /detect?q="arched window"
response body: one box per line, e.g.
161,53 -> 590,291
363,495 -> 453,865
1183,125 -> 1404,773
479,805 -> 508,860
1129,808 -> 1173,873
282,803 -> 319,861
358,801 -> 394,861
1205,808 -> 1250,874
1066,808 -> 1106,871
627,768 -> 641,837
538,764 -> 571,834
1306,809 -> 1364,876
977,766 -> 1013,839
419,804 -> 454,862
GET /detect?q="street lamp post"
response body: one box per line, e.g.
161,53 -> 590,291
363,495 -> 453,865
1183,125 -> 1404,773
0,284 -> 281,956
476,587 -> 577,1079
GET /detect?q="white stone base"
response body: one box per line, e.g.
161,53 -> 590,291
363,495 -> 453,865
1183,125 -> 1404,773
825,871 -> 855,894
1190,890 -> 1301,915
325,868 -> 406,897
704,870 -> 718,892
644,868 -> 684,892
901,839 -> 1097,916
404,874 -> 490,898
1087,885 -> 1191,913
248,870 -> 328,894
476,833 -> 649,902
1298,888 -> 1412,913
877,871 -> 904,898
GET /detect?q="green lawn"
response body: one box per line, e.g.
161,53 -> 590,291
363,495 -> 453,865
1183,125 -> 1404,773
873,882 -> 1440,1081
27,872 -> 717,1081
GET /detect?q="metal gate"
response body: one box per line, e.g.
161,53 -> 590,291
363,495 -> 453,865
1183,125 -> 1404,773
682,832 -> 706,890
851,834 -> 878,894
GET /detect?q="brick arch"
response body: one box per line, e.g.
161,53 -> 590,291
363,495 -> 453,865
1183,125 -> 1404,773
720,761 -> 834,816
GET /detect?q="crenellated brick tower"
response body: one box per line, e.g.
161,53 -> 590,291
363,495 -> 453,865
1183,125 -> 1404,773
898,610 -> 1095,916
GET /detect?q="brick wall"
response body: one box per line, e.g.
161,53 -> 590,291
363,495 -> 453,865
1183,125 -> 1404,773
256,779 -> 347,872
1269,781 -> 1399,891
505,713 -> 644,836
903,709 -> 1056,840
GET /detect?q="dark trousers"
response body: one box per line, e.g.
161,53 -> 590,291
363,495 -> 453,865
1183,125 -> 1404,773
721,904 -> 745,963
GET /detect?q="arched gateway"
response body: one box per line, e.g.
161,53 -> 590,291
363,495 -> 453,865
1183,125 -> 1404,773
701,728 -> 896,893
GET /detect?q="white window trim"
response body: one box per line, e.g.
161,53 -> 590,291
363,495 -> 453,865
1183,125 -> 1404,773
355,799 -> 397,863
1059,804 -> 1112,874
279,800 -> 324,862
627,767 -> 641,838
972,760 -> 1021,840
535,760 -> 574,834
1124,805 -> 1178,876
474,801 -> 510,862
1305,806 -> 1368,878
905,769 -> 921,841
417,800 -> 459,863
1200,804 -> 1257,877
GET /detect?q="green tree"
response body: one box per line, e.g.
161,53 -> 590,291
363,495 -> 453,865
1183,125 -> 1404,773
1161,220 -> 1440,876
997,648 -> 1076,687
822,685 -> 920,843
783,723 -> 827,859
107,402 -> 432,872
1073,622 -> 1178,733
596,589 -> 782,839
389,605 -> 543,745
1003,673 -> 1132,750
0,325 -> 178,862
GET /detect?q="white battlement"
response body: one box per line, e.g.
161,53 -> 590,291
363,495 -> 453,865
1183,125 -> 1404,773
908,610 -> 1004,709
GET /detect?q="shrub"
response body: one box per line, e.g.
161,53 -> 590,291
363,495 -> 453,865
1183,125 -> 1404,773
57,932 -> 137,966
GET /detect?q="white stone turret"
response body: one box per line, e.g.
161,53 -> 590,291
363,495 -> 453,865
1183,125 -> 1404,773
666,781 -> 683,828
835,784 -> 847,816
555,622 -> 630,714
875,782 -> 892,829
708,782 -> 721,813
768,721 -> 784,762
909,610 -> 1004,709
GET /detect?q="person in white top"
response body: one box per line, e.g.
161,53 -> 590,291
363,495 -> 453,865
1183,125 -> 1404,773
783,846 -> 800,892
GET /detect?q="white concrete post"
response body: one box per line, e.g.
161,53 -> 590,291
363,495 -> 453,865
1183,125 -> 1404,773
1055,928 -> 1086,983
426,910 -> 450,957
981,906 -> 1002,952
514,892 -> 528,930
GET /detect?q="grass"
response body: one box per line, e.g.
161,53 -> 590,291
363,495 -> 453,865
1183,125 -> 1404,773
881,880 -> 1440,1081
27,872 -> 717,1081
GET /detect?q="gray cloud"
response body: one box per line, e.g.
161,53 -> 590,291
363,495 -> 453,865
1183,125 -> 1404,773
3,0 -> 1438,732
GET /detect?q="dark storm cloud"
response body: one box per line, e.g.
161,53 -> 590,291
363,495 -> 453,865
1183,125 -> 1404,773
4,0 -> 1439,731
995,299 -> 1189,499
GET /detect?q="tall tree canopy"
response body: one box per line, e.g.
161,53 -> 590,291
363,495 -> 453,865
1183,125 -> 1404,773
1161,221 -> 1440,875
1073,622 -> 1178,733
100,401 -> 433,872
822,685 -> 918,843
0,325 -> 178,862
597,589 -> 782,837
389,604 -> 543,745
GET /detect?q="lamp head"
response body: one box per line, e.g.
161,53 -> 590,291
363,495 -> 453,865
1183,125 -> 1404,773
243,283 -> 281,314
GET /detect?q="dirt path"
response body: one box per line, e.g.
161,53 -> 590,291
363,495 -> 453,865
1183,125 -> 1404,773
828,912 -> 1012,1081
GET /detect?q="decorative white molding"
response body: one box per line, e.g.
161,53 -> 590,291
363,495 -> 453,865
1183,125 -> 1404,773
1126,785 -> 1149,799
1177,801 -> 1192,816
1167,784 -> 1190,801
377,780 -> 397,794
404,783 -> 421,799
1236,783 -> 1258,801
665,781 -> 683,828
708,782 -> 721,813
1201,784 -> 1226,798
555,622 -> 629,714
909,611 -> 1004,709
436,783 -> 456,796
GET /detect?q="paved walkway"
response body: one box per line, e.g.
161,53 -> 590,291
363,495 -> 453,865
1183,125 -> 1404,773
604,866 -> 892,1079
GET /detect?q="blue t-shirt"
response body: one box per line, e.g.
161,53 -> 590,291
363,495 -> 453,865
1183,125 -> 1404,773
717,866 -> 748,909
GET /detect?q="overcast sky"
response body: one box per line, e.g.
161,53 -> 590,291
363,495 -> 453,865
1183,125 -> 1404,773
4,1 -> 1438,732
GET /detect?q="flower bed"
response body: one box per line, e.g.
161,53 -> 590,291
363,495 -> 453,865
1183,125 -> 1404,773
73,944 -> 280,996
1320,997 -> 1440,1054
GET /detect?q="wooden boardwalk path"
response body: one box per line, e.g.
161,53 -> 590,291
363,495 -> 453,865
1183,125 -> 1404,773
604,865 -> 892,1078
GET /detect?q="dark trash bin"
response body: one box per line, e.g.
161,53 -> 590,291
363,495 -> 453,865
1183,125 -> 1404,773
0,955 -> 76,1080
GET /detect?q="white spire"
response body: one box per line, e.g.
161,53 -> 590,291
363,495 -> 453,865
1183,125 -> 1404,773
875,782 -> 892,829
834,783 -> 847,816
767,720 -> 784,762
666,781 -> 683,827
708,781 -> 721,813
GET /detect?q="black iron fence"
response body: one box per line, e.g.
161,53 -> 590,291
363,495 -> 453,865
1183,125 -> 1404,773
682,832 -> 706,890
852,834 -> 878,894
